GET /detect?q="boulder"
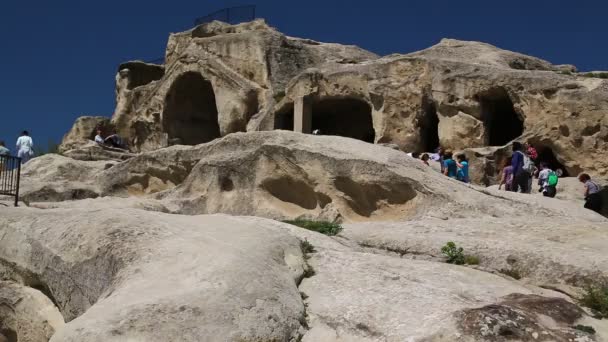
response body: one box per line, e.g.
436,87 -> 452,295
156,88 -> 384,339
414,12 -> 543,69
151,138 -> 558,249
94,131 -> 522,222
0,207 -> 308,342
0,281 -> 64,342
18,154 -> 111,202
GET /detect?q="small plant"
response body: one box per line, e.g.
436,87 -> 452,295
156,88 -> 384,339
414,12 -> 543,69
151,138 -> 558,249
464,255 -> 480,265
573,324 -> 596,334
441,242 -> 465,265
580,284 -> 608,318
499,268 -> 522,280
284,220 -> 343,236
300,239 -> 315,256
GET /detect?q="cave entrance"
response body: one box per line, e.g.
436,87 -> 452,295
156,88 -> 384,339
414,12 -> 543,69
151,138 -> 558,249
419,101 -> 440,152
311,98 -> 375,143
536,145 -> 569,176
162,72 -> 220,145
481,89 -> 523,146
274,104 -> 294,131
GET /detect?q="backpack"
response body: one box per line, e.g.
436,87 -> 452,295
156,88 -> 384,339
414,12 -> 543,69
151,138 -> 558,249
547,171 -> 558,187
520,151 -> 535,174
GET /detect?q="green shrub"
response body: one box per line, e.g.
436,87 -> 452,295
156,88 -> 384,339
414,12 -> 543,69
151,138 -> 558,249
441,242 -> 465,265
573,324 -> 596,334
580,285 -> 608,318
300,239 -> 315,255
464,255 -> 480,265
499,268 -> 522,280
284,220 -> 343,236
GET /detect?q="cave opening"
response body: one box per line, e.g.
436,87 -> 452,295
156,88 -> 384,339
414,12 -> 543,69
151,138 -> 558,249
162,72 -> 220,145
419,101 -> 440,152
274,104 -> 294,131
311,98 -> 375,143
481,89 -> 523,146
536,145 -> 569,177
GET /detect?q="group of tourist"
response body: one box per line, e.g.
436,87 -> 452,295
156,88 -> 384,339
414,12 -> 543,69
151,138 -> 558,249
407,140 -> 603,214
409,149 -> 470,183
0,131 -> 35,163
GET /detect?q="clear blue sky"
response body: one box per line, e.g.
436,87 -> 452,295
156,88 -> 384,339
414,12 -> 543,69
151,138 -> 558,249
1,0 -> 605,152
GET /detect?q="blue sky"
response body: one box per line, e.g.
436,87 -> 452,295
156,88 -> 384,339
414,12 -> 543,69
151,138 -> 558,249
0,0 -> 605,152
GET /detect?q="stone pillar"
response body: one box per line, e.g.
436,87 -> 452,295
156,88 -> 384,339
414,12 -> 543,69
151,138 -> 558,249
294,96 -> 312,134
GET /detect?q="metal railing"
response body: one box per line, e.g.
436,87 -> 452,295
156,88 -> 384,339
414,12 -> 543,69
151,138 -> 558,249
194,5 -> 256,26
0,155 -> 22,207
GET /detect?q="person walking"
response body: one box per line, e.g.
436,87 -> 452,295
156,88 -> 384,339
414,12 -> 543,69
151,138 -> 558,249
511,142 -> 531,193
499,157 -> 514,191
15,131 -> 34,163
0,141 -> 9,156
537,162 -> 557,198
579,173 -> 603,214
443,150 -> 458,179
456,154 -> 470,183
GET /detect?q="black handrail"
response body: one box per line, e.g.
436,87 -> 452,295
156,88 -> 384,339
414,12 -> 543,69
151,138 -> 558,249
194,5 -> 256,26
0,155 -> 22,207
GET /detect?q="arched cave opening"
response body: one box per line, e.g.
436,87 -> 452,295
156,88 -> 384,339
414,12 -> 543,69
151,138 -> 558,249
311,98 -> 375,143
419,101 -> 440,152
162,72 -> 220,145
536,145 -> 569,177
274,104 -> 294,131
480,89 -> 523,146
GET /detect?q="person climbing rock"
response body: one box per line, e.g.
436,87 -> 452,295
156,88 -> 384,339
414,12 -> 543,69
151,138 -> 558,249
442,150 -> 458,179
499,157 -> 514,191
538,162 -> 557,198
15,131 -> 34,163
456,154 -> 470,183
579,173 -> 603,214
511,142 -> 532,193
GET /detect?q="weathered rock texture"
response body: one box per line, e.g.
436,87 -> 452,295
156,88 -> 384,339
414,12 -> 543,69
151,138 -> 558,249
0,281 -> 64,342
60,19 -> 608,181
6,130 -> 608,341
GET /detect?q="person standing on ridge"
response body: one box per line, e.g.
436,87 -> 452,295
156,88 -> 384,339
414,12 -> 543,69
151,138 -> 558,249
15,131 -> 34,163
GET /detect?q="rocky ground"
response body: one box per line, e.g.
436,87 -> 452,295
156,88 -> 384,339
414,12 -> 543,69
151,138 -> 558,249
1,131 -> 608,341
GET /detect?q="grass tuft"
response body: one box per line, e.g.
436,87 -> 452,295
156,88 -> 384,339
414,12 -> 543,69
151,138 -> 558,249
580,284 -> 608,318
284,220 -> 343,236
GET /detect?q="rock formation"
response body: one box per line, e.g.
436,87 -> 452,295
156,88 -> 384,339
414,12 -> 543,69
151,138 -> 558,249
60,19 -> 608,183
6,17 -> 608,342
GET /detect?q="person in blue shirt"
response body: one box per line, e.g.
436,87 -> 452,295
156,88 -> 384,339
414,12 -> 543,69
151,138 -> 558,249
443,150 -> 458,179
456,154 -> 470,183
510,142 -> 529,193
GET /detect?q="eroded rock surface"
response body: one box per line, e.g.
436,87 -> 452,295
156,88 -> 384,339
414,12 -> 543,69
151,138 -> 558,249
0,207 -> 308,342
0,281 -> 64,342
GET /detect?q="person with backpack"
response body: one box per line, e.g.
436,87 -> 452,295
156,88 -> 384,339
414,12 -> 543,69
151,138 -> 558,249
511,142 -> 533,193
579,173 -> 603,214
442,150 -> 458,179
537,162 -> 558,198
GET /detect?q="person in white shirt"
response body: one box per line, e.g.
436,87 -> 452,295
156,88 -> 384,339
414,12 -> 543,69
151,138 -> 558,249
94,129 -> 104,144
15,131 -> 34,163
537,162 -> 557,198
